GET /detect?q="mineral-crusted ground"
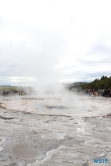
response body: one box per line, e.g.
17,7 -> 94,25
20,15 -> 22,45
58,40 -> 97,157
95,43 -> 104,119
0,95 -> 111,166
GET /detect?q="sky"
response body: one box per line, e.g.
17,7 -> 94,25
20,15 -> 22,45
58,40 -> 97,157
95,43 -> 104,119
0,0 -> 111,85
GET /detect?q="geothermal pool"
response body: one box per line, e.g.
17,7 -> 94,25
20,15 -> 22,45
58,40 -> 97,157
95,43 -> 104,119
0,94 -> 111,166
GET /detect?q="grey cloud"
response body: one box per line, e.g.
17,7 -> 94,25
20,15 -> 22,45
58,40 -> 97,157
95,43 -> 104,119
77,59 -> 111,67
0,18 -> 3,25
76,41 -> 111,68
62,68 -> 111,82
87,43 -> 111,56
60,41 -> 111,83
75,42 -> 111,67
78,71 -> 111,80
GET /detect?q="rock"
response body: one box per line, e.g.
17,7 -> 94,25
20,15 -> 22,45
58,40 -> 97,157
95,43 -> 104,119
83,162 -> 89,166
5,162 -> 18,166
107,113 -> 111,116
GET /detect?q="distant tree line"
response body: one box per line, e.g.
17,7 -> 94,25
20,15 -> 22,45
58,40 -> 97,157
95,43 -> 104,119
78,76 -> 111,91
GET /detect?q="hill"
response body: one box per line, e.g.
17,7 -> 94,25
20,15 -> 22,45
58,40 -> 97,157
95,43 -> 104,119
67,76 -> 111,91
78,76 -> 111,91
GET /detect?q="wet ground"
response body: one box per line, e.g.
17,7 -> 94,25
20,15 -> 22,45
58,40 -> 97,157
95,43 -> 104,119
0,95 -> 111,166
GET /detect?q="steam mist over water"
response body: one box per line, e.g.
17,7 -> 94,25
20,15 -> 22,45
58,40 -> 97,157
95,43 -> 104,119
27,84 -> 92,116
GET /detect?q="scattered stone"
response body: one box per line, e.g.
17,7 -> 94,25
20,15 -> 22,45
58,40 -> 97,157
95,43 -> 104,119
83,162 -> 89,166
5,162 -> 18,166
0,115 -> 14,120
107,113 -> 111,116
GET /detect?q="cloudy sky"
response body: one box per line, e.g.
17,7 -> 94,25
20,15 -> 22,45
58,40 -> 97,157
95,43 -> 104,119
0,0 -> 111,85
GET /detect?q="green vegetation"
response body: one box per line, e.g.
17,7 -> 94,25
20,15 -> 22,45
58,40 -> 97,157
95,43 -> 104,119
78,76 -> 111,91
0,86 -> 32,91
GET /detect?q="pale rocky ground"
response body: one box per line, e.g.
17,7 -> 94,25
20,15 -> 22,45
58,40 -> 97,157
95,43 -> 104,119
0,95 -> 111,166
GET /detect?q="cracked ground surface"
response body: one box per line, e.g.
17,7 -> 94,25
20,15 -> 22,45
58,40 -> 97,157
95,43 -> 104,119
0,95 -> 111,166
